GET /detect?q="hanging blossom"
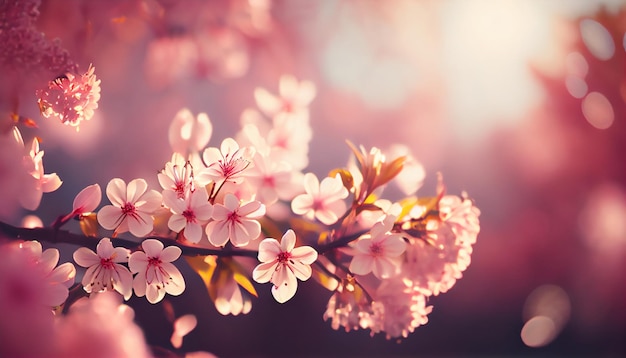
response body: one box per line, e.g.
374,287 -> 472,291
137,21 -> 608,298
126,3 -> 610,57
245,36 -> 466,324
252,229 -> 318,303
20,136 -> 62,211
13,240 -> 76,307
128,239 -> 185,304
73,238 -> 133,300
291,173 -> 349,225
36,64 -> 101,128
205,193 -> 265,247
158,153 -> 195,200
197,137 -> 254,187
163,188 -> 213,244
97,178 -> 163,237
349,216 -> 407,279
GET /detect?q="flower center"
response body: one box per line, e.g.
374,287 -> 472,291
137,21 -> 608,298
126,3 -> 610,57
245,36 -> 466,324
369,243 -> 383,257
183,209 -> 196,223
122,202 -> 136,215
148,257 -> 162,266
227,211 -> 240,223
100,257 -> 114,269
277,251 -> 291,263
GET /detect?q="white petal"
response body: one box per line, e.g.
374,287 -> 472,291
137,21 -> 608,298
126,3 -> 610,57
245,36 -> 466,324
72,184 -> 101,213
206,220 -> 230,247
280,229 -> 296,252
160,246 -> 182,262
184,223 -> 202,243
73,247 -> 99,267
97,205 -> 124,230
382,235 -> 407,257
161,262 -> 185,296
106,178 -> 127,206
291,194 -> 313,215
289,260 -> 312,281
113,264 -> 134,300
252,261 -> 278,283
270,268 -> 297,303
133,271 -> 147,297
49,262 -> 76,288
302,172 -> 320,196
257,238 -> 281,262
128,251 -> 148,273
290,246 -> 318,265
168,215 -> 187,233
128,212 -> 154,237
349,254 -> 374,276
146,283 -> 165,303
96,237 -> 114,258
126,178 -> 148,204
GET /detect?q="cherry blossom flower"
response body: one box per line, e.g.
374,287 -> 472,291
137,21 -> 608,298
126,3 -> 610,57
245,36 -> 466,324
244,151 -> 301,206
168,108 -> 212,161
73,238 -> 133,300
36,64 -> 101,128
128,239 -> 185,304
291,173 -> 349,225
205,193 -> 265,247
163,188 -> 213,244
20,137 -> 62,211
55,291 -> 152,358
97,178 -> 163,237
252,229 -> 318,303
349,216 -> 407,279
197,137 -> 254,187
158,153 -> 195,200
323,278 -> 374,332
254,74 -> 316,120
368,278 -> 432,339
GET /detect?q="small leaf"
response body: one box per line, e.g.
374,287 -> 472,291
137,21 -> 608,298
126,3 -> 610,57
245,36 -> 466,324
376,155 -> 406,188
185,255 -> 219,301
233,272 -> 258,298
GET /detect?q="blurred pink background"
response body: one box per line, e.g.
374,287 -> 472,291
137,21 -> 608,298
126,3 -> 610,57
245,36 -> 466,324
4,0 -> 626,356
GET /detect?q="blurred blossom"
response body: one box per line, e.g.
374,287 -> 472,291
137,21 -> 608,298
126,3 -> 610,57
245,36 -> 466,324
579,183 -> 626,254
171,314 -> 198,349
55,291 -> 152,358
168,109 -> 213,164
21,135 -> 63,211
521,285 -> 571,348
579,19 -> 615,61
21,214 -> 44,228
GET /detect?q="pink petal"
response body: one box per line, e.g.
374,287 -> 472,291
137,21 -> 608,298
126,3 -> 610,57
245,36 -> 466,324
73,247 -> 99,267
290,194 -> 313,215
184,222 -> 202,243
222,193 -> 240,211
168,215 -> 187,233
354,237 -> 373,254
382,235 -> 407,257
237,200 -> 265,217
161,262 -> 185,295
289,260 -> 312,281
128,251 -> 148,273
290,246 -> 318,265
252,261 -> 278,283
163,190 -> 185,213
206,220 -> 230,247
106,178 -> 127,207
142,239 -> 165,258
97,205 -> 124,230
111,247 -> 130,263
280,229 -> 296,252
201,147 -> 222,167
220,137 -> 239,155
72,184 -> 101,213
49,262 -> 76,288
302,173 -> 320,196
40,248 -> 60,274
279,74 -> 298,98
171,314 -> 197,349
96,237 -> 114,258
160,246 -> 182,263
128,212 -> 154,237
231,220 -> 260,247
372,257 -> 397,279
146,283 -> 165,303
45,282 -> 70,307
126,178 -> 148,204
349,254 -> 374,276
194,203 -> 213,221
137,190 -> 163,213
271,266 -> 297,303
133,270 -> 147,297
257,238 -> 281,262
211,204 -> 231,221
41,173 -> 62,193
254,87 -> 281,114
113,263 -> 133,300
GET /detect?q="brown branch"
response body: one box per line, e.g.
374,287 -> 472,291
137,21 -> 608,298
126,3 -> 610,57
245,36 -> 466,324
0,221 -> 367,258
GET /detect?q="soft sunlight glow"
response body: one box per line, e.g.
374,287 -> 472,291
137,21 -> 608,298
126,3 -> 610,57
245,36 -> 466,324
522,285 -> 571,348
581,91 -> 614,129
580,19 -> 615,61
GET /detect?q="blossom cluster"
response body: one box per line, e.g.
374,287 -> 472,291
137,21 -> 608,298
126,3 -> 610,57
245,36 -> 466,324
0,71 -> 480,354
